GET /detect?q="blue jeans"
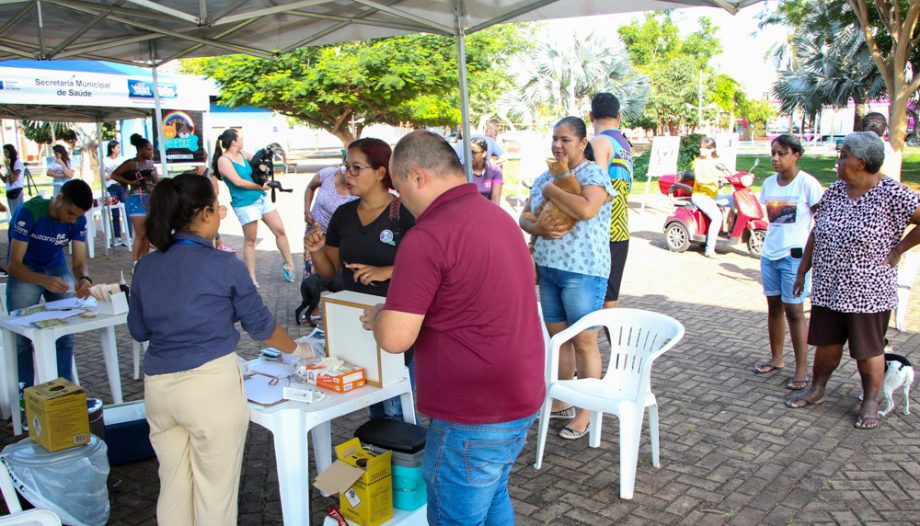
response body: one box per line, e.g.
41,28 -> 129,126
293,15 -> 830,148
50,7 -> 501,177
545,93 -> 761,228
691,193 -> 721,255
6,264 -> 76,387
423,413 -> 537,526
369,357 -> 415,421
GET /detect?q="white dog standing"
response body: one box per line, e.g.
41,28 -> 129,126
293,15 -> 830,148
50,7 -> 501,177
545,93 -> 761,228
861,343 -> 915,418
879,353 -> 914,417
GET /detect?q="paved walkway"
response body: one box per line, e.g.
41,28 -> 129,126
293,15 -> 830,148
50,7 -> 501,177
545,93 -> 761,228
1,183 -> 919,525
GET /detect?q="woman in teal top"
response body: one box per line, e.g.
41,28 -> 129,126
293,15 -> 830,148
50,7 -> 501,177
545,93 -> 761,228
212,129 -> 296,286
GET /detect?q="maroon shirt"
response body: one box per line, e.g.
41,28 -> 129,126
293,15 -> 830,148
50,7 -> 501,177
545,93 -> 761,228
385,183 -> 545,424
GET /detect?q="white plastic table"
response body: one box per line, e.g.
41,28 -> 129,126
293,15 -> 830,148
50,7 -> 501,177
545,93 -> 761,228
0,311 -> 127,435
248,371 -> 416,526
85,202 -> 131,258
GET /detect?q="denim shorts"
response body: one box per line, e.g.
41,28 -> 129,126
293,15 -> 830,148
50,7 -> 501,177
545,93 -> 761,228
537,266 -> 606,325
232,194 -> 274,225
761,255 -> 810,304
125,194 -> 150,217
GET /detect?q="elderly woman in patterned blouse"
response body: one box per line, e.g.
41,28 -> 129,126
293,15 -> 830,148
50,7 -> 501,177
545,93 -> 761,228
787,131 -> 920,429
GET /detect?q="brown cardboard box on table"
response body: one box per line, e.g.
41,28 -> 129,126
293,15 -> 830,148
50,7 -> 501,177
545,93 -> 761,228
322,291 -> 407,388
25,378 -> 90,452
314,437 -> 393,526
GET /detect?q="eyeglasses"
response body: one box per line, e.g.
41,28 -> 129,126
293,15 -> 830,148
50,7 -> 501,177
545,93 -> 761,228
345,163 -> 373,174
206,205 -> 228,219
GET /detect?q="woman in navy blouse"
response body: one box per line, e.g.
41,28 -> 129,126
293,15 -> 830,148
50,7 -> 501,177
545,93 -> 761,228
128,173 -> 312,525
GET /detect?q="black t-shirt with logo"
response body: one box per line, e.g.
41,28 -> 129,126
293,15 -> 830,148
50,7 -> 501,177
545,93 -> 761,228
325,198 -> 415,297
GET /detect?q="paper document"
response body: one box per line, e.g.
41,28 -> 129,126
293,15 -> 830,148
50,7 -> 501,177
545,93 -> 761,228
244,374 -> 287,406
6,309 -> 84,327
44,297 -> 95,310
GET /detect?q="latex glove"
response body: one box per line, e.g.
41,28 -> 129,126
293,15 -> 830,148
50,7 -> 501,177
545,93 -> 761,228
293,341 -> 315,361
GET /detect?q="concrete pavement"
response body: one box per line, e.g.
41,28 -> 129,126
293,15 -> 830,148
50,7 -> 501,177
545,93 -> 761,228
1,182 -> 918,525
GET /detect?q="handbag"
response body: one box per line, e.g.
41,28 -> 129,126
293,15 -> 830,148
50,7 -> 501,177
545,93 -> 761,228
6,187 -> 22,200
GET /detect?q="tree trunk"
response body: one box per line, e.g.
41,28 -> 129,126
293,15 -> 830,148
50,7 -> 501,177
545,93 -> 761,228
888,85 -> 908,182
329,128 -> 356,148
853,102 -> 867,132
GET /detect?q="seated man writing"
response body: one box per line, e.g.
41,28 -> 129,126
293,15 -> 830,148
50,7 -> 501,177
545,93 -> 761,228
6,179 -> 94,389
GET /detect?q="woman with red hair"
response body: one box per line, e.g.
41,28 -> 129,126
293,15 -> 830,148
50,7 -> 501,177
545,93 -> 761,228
306,137 -> 415,419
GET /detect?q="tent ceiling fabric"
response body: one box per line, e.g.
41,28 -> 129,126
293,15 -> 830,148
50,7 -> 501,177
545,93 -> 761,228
0,0 -> 765,65
0,103 -> 149,122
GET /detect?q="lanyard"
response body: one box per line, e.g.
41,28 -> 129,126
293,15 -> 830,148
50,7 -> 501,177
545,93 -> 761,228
173,238 -> 206,247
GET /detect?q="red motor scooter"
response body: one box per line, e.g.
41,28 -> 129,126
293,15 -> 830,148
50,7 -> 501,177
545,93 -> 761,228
658,160 -> 768,257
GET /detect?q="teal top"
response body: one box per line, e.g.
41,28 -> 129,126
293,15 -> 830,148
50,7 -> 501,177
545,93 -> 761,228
222,156 -> 263,207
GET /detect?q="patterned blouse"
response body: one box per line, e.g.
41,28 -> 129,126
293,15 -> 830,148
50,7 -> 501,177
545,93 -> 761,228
310,166 -> 357,232
530,161 -> 614,279
811,177 -> 920,313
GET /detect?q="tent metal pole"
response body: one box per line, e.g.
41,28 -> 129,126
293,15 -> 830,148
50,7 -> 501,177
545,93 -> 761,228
97,121 -> 111,257
454,0 -> 472,182
151,64 -> 169,177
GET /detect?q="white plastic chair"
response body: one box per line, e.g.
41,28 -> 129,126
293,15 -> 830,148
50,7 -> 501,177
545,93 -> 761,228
0,510 -> 62,526
0,462 -> 62,526
534,308 -> 685,499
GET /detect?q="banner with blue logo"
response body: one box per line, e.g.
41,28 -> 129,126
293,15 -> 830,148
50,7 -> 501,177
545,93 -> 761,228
0,66 -> 207,111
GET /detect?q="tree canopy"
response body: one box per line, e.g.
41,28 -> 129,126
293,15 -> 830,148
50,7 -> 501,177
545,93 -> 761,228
618,11 -> 727,134
184,25 -> 529,146
497,30 -> 648,129
765,0 -> 920,178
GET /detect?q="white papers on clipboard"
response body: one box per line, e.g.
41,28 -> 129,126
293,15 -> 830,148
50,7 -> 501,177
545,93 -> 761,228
244,374 -> 286,406
6,309 -> 83,327
249,360 -> 295,378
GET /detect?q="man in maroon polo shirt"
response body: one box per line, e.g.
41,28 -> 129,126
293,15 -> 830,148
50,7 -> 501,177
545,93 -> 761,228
360,130 -> 545,525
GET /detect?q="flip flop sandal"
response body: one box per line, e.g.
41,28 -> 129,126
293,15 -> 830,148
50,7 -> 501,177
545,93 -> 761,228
550,407 -> 576,419
854,416 -> 880,430
281,262 -> 296,283
753,361 -> 784,374
786,379 -> 808,391
559,425 -> 589,440
785,394 -> 824,409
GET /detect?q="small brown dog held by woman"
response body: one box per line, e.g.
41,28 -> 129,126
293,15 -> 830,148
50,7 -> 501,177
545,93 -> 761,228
786,131 -> 920,430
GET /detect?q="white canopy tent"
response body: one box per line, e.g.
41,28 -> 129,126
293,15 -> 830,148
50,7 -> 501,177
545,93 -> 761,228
0,0 -> 766,175
0,59 -> 209,255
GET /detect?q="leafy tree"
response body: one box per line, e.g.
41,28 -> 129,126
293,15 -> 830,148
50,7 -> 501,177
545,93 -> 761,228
766,2 -> 885,136
739,99 -> 777,138
496,30 -> 649,128
185,25 -> 528,146
618,11 -> 724,134
21,121 -> 76,145
765,0 -> 920,179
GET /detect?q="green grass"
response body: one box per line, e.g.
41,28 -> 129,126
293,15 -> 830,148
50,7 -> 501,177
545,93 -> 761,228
734,152 -> 920,193
500,149 -> 920,201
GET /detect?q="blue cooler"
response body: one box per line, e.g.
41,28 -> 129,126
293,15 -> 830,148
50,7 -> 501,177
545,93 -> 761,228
102,401 -> 155,465
355,419 -> 427,511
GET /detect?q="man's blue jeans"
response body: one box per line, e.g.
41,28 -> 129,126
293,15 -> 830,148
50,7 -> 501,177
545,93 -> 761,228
6,263 -> 76,387
369,357 -> 415,421
423,413 -> 537,525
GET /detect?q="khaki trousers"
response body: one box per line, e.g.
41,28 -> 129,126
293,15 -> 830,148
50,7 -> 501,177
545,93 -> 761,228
145,352 -> 250,526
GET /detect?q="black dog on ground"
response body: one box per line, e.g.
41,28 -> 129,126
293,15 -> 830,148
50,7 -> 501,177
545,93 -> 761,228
295,272 -> 345,326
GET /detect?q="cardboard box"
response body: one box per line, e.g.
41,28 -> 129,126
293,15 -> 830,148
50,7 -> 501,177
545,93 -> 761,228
314,438 -> 393,526
322,291 -> 407,387
25,378 -> 90,452
308,363 -> 366,393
